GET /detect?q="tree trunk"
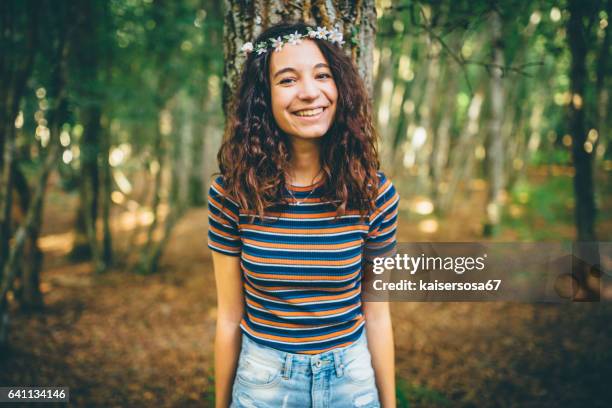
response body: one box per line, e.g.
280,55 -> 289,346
483,10 -> 506,237
69,1 -> 103,264
0,2 -> 38,276
431,59 -> 459,210
223,0 -> 377,114
439,90 -> 485,212
567,0 -> 597,242
80,106 -> 103,273
100,125 -> 113,267
566,0 -> 602,301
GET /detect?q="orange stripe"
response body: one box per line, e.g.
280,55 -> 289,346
246,298 -> 357,317
247,314 -> 331,329
243,252 -> 361,267
243,274 -> 358,292
209,224 -> 239,240
242,238 -> 362,250
370,191 -> 398,220
246,285 -> 361,304
209,241 -> 241,252
243,224 -> 368,234
242,316 -> 363,343
208,195 -> 239,223
209,211 -> 234,228
242,266 -> 360,281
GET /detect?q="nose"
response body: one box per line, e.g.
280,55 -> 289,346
297,77 -> 320,100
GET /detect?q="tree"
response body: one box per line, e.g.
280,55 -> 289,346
566,0 -> 599,242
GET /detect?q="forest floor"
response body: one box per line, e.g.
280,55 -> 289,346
0,171 -> 611,407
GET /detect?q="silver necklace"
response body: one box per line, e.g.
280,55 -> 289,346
286,171 -> 323,205
287,186 -> 316,205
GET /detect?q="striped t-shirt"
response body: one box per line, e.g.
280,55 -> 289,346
207,172 -> 399,354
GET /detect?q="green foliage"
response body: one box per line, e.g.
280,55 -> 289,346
502,176 -> 575,240
396,377 -> 450,408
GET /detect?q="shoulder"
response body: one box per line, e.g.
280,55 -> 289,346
374,171 -> 396,198
371,171 -> 399,217
208,176 -> 240,208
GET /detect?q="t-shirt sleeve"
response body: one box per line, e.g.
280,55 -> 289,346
364,172 -> 399,261
207,176 -> 242,256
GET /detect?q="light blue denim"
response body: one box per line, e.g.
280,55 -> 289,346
230,331 -> 380,408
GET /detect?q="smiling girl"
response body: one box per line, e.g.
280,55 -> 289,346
208,22 -> 399,408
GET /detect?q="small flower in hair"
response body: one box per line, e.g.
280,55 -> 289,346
270,36 -> 284,52
286,31 -> 302,45
241,42 -> 254,54
307,27 -> 318,38
314,26 -> 329,39
328,27 -> 345,45
255,42 -> 267,55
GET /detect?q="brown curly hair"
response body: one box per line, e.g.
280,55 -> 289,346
218,22 -> 380,219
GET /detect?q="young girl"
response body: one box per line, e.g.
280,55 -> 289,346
208,22 -> 399,408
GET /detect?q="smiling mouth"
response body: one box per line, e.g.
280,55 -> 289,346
293,107 -> 326,117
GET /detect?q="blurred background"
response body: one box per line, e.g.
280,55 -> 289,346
0,0 -> 610,406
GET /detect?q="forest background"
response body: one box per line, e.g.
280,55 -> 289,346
0,0 -> 610,406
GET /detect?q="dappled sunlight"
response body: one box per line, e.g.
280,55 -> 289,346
38,231 -> 74,255
418,218 -> 439,234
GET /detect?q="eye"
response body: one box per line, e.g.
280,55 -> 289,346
279,77 -> 296,85
316,72 -> 332,80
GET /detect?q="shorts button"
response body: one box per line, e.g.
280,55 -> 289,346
315,360 -> 322,368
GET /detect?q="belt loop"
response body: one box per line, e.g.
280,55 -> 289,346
332,349 -> 344,377
282,353 -> 293,380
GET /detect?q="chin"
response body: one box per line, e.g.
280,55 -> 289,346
290,125 -> 332,139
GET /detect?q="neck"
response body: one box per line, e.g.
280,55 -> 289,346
288,137 -> 322,186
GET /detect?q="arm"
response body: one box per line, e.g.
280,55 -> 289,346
363,299 -> 396,408
212,251 -> 244,408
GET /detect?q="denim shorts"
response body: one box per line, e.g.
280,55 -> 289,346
230,331 -> 380,408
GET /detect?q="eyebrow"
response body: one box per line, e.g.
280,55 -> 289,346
273,63 -> 330,79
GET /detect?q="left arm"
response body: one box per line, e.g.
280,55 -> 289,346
363,300 -> 396,408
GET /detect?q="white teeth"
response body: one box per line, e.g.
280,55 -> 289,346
294,107 -> 324,117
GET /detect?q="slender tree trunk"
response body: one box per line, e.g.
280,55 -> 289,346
567,0 -> 600,301
431,61 -> 459,210
595,0 -> 610,163
70,1 -> 103,264
12,164 -> 44,311
484,10 -> 506,236
81,106 -> 103,273
567,0 -> 597,241
140,122 -> 165,266
415,34 -> 440,196
440,91 -> 485,212
100,125 -> 112,267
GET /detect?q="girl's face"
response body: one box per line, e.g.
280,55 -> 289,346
269,39 -> 338,141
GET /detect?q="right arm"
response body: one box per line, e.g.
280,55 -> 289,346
212,251 -> 244,408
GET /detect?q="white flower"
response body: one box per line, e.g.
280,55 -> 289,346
286,31 -> 302,45
255,42 -> 267,55
307,28 -> 318,38
270,36 -> 283,52
241,42 -> 254,53
314,26 -> 328,39
328,27 -> 345,45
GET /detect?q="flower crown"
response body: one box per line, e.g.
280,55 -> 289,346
240,26 -> 345,56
